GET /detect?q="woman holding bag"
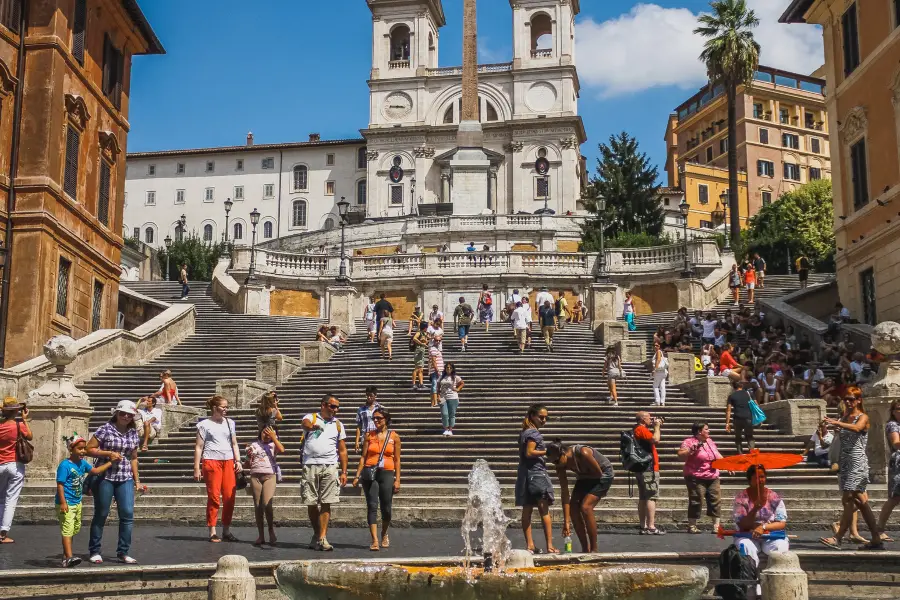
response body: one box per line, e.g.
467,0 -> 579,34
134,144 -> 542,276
245,426 -> 284,546
0,397 -> 32,544
193,396 -> 243,543
352,408 -> 400,551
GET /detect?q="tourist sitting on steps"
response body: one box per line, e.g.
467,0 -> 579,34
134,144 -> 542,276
546,441 -> 614,554
150,369 -> 181,406
804,420 -> 833,468
316,325 -> 329,343
328,326 -> 346,353
135,396 -> 162,452
516,404 -> 558,554
407,306 -> 423,336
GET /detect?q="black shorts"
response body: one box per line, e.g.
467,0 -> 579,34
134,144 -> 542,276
571,477 -> 614,504
798,269 -> 809,282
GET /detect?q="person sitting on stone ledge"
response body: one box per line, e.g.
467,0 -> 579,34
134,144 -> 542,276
407,306 -> 423,336
150,370 -> 181,407
316,325 -> 329,343
328,326 -> 346,353
733,465 -> 789,596
804,420 -> 833,467
136,397 -> 162,452
653,326 -> 666,347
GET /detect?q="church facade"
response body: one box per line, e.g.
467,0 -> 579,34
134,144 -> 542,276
123,0 -> 586,248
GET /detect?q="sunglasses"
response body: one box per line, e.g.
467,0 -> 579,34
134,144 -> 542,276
372,416 -> 385,422
327,404 -> 341,411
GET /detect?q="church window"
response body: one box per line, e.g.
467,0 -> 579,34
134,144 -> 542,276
443,105 -> 454,124
531,13 -> 553,58
293,165 -> 308,191
292,200 -> 307,227
535,177 -> 549,199
203,224 -> 213,241
233,222 -> 243,240
390,184 -> 404,205
323,217 -> 336,231
263,221 -> 273,239
357,179 -> 367,205
358,147 -> 367,169
390,25 -> 411,63
485,102 -> 498,122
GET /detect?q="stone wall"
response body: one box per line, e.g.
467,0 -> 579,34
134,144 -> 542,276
118,286 -> 168,331
630,282 -> 679,315
270,290 -> 321,317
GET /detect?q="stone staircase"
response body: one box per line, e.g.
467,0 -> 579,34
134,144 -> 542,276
17,276 -> 885,529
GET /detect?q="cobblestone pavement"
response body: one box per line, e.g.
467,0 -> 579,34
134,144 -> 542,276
0,525 -> 841,570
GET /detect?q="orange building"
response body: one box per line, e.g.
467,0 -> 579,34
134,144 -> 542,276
0,0 -> 163,366
782,0 -> 900,325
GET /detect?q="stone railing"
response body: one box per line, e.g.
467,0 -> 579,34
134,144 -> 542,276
426,62 -> 513,76
604,239 -> 720,274
264,250 -> 329,277
388,59 -> 410,69
406,213 -> 581,235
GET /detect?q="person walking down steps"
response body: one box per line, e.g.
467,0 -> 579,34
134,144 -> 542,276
651,342 -> 669,406
179,264 -> 190,299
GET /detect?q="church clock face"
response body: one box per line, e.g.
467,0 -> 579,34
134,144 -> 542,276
383,92 -> 413,121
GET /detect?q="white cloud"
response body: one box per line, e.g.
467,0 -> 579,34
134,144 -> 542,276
576,1 -> 823,98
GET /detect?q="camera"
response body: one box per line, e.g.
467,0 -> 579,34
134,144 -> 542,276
652,416 -> 665,426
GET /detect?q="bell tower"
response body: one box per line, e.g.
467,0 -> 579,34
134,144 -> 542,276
367,0 -> 446,79
511,0 -> 578,69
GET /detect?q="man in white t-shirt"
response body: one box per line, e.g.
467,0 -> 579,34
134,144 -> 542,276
428,305 -> 444,326
301,395 -> 348,552
802,364 -> 825,398
511,302 -> 529,354
535,287 -> 553,311
805,421 -> 834,467
136,396 -> 163,451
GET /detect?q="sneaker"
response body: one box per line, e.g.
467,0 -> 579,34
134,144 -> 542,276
443,430 -> 451,436
117,554 -> 138,564
309,534 -> 318,550
317,538 -> 334,552
63,557 -> 82,568
447,430 -> 454,436
89,554 -> 103,564
646,527 -> 666,536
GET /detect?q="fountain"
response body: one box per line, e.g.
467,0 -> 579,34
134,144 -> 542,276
274,460 -> 708,600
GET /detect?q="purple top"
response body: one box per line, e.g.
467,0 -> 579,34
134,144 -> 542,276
93,423 -> 140,482
733,488 -> 787,528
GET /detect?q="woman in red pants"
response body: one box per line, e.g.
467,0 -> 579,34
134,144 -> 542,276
193,395 -> 242,542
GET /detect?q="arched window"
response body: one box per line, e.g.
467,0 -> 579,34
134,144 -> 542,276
531,13 -> 553,56
203,224 -> 213,241
293,165 -> 308,191
292,200 -> 307,227
233,222 -> 243,240
357,179 -> 367,205
323,217 -> 336,231
443,105 -> 454,124
390,25 -> 411,62
486,102 -> 499,122
357,147 -> 367,169
263,221 -> 273,239
144,227 -> 154,244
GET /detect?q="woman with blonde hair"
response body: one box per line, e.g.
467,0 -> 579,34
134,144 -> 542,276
193,396 -> 242,543
151,369 -> 181,406
378,309 -> 395,360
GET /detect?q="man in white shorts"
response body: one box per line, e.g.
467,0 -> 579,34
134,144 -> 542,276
136,396 -> 162,452
301,395 -> 348,551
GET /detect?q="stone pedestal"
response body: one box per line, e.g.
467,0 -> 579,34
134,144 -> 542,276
450,156 -> 491,215
594,321 -> 626,346
215,379 -> 272,409
760,552 -> 808,600
256,354 -> 305,387
616,340 -> 646,363
860,324 -> 900,483
209,555 -> 256,600
665,353 -> 695,385
327,285 -> 358,335
159,404 -> 203,440
761,399 -> 826,437
590,283 -> 619,325
863,396 -> 894,483
678,376 -> 732,408
240,283 -> 270,315
300,341 -> 336,364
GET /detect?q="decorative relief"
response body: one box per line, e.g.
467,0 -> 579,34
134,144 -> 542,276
560,137 -> 578,149
99,131 -> 122,161
504,141 -> 524,153
413,146 -> 436,158
839,106 -> 867,143
366,150 -> 380,161
64,93 -> 91,131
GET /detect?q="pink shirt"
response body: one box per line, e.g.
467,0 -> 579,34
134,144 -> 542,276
680,436 -> 722,480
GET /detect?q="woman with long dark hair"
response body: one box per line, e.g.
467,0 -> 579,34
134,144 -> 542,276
606,345 -> 624,406
0,397 -> 32,544
677,422 -> 723,534
733,464 -> 788,594
515,404 -> 557,554
438,363 -> 464,436
352,407 -> 401,551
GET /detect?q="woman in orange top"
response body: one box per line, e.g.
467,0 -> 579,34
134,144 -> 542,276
742,263 -> 756,304
719,343 -> 743,382
352,407 -> 401,551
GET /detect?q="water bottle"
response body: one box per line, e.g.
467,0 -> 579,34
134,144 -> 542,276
564,535 -> 573,553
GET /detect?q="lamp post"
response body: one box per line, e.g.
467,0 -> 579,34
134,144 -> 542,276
246,208 -> 260,284
718,190 -> 730,250
164,235 -> 172,281
595,192 -> 608,281
679,199 -> 694,278
337,196 -> 351,283
784,225 -> 792,275
223,197 -> 233,243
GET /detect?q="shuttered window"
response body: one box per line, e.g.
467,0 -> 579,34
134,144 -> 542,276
842,3 -> 860,76
850,138 -> 869,210
72,0 -> 87,66
97,160 -> 111,226
91,280 -> 104,332
56,257 -> 71,317
0,0 -> 21,34
102,34 -> 124,109
64,126 -> 80,200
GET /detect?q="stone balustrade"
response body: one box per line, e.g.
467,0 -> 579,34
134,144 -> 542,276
604,239 -> 720,274
406,213 -> 576,235
426,62 -> 513,76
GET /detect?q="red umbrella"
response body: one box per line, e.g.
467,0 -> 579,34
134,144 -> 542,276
711,449 -> 803,472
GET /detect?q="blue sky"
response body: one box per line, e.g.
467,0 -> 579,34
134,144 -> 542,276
129,0 -> 822,183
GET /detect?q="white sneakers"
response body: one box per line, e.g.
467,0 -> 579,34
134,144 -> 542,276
89,554 -> 103,564
442,430 -> 454,436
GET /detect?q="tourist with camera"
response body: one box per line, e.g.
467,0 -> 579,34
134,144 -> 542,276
633,411 -> 664,535
0,397 -> 32,544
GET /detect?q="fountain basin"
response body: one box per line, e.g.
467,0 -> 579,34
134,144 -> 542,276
274,559 -> 709,600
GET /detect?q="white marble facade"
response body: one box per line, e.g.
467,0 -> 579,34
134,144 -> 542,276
123,0 -> 586,247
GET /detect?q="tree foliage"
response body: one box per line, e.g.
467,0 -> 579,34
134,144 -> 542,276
743,179 -> 835,274
581,132 -> 663,251
156,234 -> 225,281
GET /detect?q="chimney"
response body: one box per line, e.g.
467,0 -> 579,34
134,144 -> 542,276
246,132 -> 254,146
309,133 -> 321,142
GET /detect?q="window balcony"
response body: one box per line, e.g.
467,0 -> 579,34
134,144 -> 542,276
389,60 -> 410,69
531,49 -> 552,58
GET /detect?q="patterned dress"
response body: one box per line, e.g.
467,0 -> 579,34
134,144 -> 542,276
887,421 -> 900,498
838,414 -> 869,492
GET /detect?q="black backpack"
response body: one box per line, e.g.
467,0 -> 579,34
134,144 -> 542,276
715,543 -> 757,600
554,298 -> 563,315
619,429 -> 652,473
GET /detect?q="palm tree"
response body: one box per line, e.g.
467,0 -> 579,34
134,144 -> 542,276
695,0 -> 760,244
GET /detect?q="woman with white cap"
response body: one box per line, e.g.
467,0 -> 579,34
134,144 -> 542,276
0,397 -> 32,543
86,400 -> 142,564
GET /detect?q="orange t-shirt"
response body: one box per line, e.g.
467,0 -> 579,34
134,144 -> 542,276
743,269 -> 756,285
633,425 -> 659,472
720,351 -> 739,370
364,431 -> 396,471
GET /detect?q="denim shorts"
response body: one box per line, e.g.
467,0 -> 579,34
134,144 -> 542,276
458,325 -> 470,338
430,372 -> 440,394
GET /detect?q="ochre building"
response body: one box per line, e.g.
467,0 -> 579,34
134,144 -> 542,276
0,0 -> 162,366
782,0 -> 900,325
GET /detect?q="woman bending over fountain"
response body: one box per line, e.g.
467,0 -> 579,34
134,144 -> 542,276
546,441 -> 614,553
515,404 -> 558,554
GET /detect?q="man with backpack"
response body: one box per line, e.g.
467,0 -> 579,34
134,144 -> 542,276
795,253 -> 810,289
453,297 -> 474,352
633,412 -> 665,535
555,293 -> 569,330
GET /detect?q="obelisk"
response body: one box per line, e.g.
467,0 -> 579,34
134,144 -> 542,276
450,0 -> 491,214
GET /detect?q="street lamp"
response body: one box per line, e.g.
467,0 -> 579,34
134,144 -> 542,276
337,196 -> 351,283
679,199 -> 694,278
595,192 -> 609,281
718,190 -> 730,250
246,208 -> 260,284
223,197 -> 233,256
164,235 -> 173,281
784,225 -> 792,275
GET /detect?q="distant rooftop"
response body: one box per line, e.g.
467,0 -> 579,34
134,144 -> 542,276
779,0 -> 816,23
127,137 -> 366,160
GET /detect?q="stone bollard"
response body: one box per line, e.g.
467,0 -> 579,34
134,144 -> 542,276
760,551 -> 808,600
209,555 -> 256,600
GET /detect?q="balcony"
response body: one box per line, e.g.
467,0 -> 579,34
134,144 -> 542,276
531,49 -> 552,58
426,62 -> 512,77
389,60 -> 410,70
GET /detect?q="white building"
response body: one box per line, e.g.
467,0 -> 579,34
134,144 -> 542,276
124,0 -> 586,247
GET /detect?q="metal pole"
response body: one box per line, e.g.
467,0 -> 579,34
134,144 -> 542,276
598,216 -> 607,280
165,254 -> 170,281
786,245 -> 792,275
247,226 -> 258,283
338,220 -> 348,283
683,219 -> 691,277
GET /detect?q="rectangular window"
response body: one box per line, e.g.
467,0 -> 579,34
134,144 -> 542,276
850,138 -> 869,209
176,163 -> 185,174
706,147 -> 713,162
698,184 -> 709,205
97,161 -> 111,226
753,103 -> 764,119
326,153 -> 335,166
175,189 -> 185,204
358,148 -> 367,169
759,128 -> 769,144
91,280 -> 103,332
810,138 -> 821,154
896,0 -> 900,28
535,177 -> 549,199
784,163 -> 801,181
700,220 -> 713,229
357,180 -> 367,205
102,34 -> 124,109
861,267 -> 877,325
146,191 -> 156,205
206,161 -> 215,173
132,227 -> 139,239
757,160 -> 775,178
148,164 -> 156,176
782,133 -> 800,149
762,191 -> 772,206
261,157 -> 274,170
234,185 -> 244,200
64,126 -> 79,200
805,112 -> 816,129
72,0 -> 87,66
55,257 -> 71,317
264,184 -> 274,198
236,159 -> 244,171
325,181 -> 335,195
779,108 -> 790,124
842,3 -> 861,76
809,167 -> 822,180
0,0 -> 21,33
390,184 -> 404,205
719,138 -> 728,155
204,188 -> 214,202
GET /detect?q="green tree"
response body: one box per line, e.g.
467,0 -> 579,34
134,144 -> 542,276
696,0 -> 760,243
157,234 -> 225,281
744,179 -> 835,274
581,132 -> 663,251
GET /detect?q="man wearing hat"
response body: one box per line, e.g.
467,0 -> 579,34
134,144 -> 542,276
0,397 -> 32,543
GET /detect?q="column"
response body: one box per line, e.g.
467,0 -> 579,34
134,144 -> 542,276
327,285 -> 359,335
441,172 -> 451,203
489,167 -> 498,211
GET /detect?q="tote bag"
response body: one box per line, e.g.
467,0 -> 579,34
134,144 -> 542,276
748,398 -> 767,427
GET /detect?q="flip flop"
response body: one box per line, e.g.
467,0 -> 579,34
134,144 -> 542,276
819,537 -> 841,550
859,541 -> 885,551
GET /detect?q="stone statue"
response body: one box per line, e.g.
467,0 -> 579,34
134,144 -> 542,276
864,321 -> 900,398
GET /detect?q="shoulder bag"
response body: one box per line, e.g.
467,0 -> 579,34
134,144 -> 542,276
261,442 -> 283,483
15,421 -> 33,464
747,393 -> 767,427
360,430 -> 391,482
229,420 -> 248,491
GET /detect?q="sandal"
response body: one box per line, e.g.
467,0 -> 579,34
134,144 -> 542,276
209,534 -> 221,543
222,532 -> 239,542
859,541 -> 886,551
880,533 -> 894,542
381,535 -> 390,548
140,445 -> 149,452
849,534 -> 868,544
370,542 -> 380,551
686,525 -> 702,534
819,536 -> 841,550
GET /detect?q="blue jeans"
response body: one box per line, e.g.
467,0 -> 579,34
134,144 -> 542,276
89,479 -> 135,557
181,282 -> 190,298
440,398 -> 459,429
